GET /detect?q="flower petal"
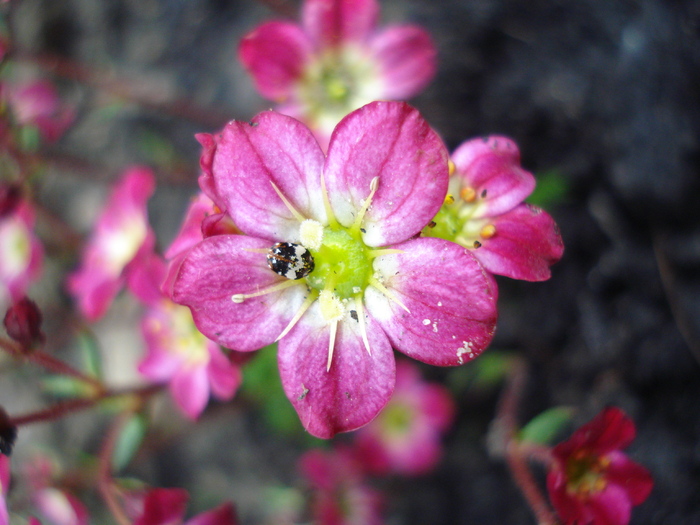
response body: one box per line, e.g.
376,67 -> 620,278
186,503 -> 239,525
302,0 -> 379,48
170,235 -> 306,351
605,452 -> 654,505
278,303 -> 395,438
365,237 -> 497,366
206,344 -> 242,400
239,21 -> 312,102
472,204 -> 564,281
452,136 -> 535,218
589,483 -> 633,525
369,25 -> 436,99
171,365 -> 209,420
198,112 -> 326,241
325,101 -> 449,246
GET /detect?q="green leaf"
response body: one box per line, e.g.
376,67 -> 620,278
527,170 -> 569,208
519,406 -> 575,445
41,375 -> 94,398
447,350 -> 515,394
78,331 -> 103,379
112,414 -> 147,471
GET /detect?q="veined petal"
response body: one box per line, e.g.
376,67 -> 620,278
198,112 -> 326,241
365,237 -> 497,366
325,101 -> 449,246
452,136 -> 535,218
302,0 -> 379,49
278,302 -> 395,438
473,204 -> 564,281
369,25 -> 437,99
238,21 -> 312,102
170,235 -> 306,351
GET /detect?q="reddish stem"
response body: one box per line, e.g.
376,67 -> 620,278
98,413 -> 134,525
0,338 -> 104,391
494,357 -> 560,525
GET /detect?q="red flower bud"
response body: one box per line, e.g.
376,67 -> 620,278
0,183 -> 22,219
3,297 -> 44,351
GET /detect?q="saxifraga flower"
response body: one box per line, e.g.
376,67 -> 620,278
547,407 -> 653,525
168,101 -> 497,438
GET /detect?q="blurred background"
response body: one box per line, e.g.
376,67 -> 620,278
2,0 -> 700,523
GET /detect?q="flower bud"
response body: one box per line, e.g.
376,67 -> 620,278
3,297 -> 45,351
0,183 -> 22,219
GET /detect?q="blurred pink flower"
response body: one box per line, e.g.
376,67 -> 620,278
239,0 -> 436,147
353,359 -> 454,475
547,407 -> 653,525
425,136 -> 564,281
67,166 -> 155,321
133,254 -> 241,420
2,79 -> 74,142
0,198 -> 43,306
300,447 -> 383,525
130,488 -> 237,525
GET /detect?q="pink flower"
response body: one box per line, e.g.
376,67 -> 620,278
300,447 -> 383,525
239,0 -> 436,146
168,101 -> 497,438
0,199 -> 43,306
425,136 -> 564,281
31,488 -> 89,525
132,254 -> 241,420
67,166 -> 156,321
1,454 -> 10,525
2,80 -> 74,142
547,407 -> 654,525
353,359 -> 454,475
129,488 -> 238,525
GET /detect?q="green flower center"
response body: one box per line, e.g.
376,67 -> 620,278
565,452 -> 610,497
306,227 -> 373,299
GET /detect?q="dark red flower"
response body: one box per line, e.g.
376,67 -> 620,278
547,407 -> 653,525
3,296 -> 44,350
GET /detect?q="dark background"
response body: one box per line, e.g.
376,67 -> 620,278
6,0 -> 700,523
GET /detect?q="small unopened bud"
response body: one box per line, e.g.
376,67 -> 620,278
4,297 -> 45,351
0,183 -> 22,219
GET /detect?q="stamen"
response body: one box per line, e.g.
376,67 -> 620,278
448,160 -> 456,176
327,319 -> 338,372
299,219 -> 324,250
480,224 -> 496,239
319,289 -> 345,323
270,181 -> 306,223
444,194 -> 455,205
460,186 -> 477,203
231,279 -> 301,303
276,290 -> 319,341
351,176 -> 379,232
320,171 -> 339,229
354,294 -> 371,356
368,277 -> 410,313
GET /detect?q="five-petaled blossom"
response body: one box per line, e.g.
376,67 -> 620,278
424,136 -> 564,281
353,359 -> 454,475
239,0 -> 436,147
128,488 -> 238,525
168,101 -> 497,438
67,167 -> 156,321
547,407 -> 653,525
130,253 -> 241,420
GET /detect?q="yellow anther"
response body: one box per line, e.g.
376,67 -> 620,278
444,194 -> 455,205
480,224 -> 497,239
460,186 -> 477,203
448,160 -> 456,176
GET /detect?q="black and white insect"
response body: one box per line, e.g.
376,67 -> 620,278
267,242 -> 315,280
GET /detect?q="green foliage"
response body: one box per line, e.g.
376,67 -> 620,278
528,170 -> 569,208
447,350 -> 515,394
519,406 -> 574,445
112,413 -> 148,471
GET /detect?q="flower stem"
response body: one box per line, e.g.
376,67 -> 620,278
493,357 -> 560,525
0,337 -> 105,392
98,412 -> 135,525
